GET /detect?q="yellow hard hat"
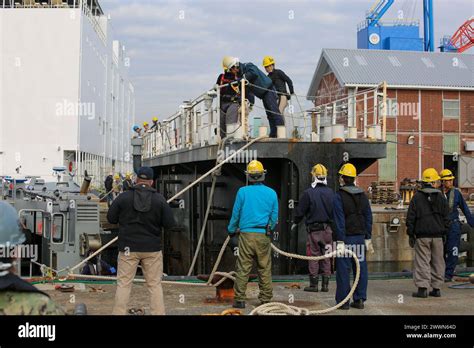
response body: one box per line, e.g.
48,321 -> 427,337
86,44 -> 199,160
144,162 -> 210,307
143,122 -> 149,127
263,56 -> 275,67
422,168 -> 441,183
339,163 -> 357,178
152,117 -> 158,122
311,164 -> 328,178
222,56 -> 239,70
125,173 -> 132,179
440,169 -> 455,181
246,160 -> 265,175
114,174 -> 120,180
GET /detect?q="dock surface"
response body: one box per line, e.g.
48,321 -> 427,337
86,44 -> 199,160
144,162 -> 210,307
42,278 -> 474,316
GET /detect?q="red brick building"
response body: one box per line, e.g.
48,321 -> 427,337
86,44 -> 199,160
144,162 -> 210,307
307,49 -> 474,195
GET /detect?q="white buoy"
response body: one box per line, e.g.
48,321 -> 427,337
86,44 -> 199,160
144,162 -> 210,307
277,126 -> 286,139
331,124 -> 345,140
227,123 -> 243,139
348,127 -> 358,139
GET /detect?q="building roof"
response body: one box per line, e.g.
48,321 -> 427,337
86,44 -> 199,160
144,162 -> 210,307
307,48 -> 474,99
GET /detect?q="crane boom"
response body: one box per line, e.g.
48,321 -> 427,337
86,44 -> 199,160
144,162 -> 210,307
449,17 -> 474,53
367,0 -> 394,27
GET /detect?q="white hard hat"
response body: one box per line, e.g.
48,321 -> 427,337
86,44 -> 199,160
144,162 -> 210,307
222,56 -> 240,70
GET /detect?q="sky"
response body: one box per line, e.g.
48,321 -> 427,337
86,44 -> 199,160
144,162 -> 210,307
99,0 -> 473,124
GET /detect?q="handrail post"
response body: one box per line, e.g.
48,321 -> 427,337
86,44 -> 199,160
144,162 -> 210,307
382,81 -> 387,141
216,86 -> 221,141
241,79 -> 247,138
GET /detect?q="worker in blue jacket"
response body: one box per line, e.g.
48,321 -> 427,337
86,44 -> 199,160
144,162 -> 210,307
228,160 -> 278,309
222,56 -> 284,138
440,169 -> 474,282
333,163 -> 374,310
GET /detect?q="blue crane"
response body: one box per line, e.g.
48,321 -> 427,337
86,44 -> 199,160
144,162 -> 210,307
357,0 -> 434,52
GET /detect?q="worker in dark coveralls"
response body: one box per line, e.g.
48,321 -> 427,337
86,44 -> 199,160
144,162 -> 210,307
294,164 -> 335,293
439,169 -> 474,282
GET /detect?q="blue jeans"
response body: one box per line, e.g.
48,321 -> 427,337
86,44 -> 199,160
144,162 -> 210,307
444,221 -> 461,279
262,89 -> 284,138
335,235 -> 368,304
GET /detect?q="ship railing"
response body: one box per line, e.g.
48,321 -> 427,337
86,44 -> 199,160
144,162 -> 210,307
141,81 -> 388,160
357,19 -> 420,31
2,0 -> 107,44
142,88 -> 221,160
310,81 -> 388,142
3,0 -> 80,9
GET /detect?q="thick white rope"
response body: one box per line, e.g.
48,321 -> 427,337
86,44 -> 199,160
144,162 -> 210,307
249,244 -> 361,315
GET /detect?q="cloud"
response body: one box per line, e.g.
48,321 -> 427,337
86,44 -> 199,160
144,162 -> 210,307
99,0 -> 472,123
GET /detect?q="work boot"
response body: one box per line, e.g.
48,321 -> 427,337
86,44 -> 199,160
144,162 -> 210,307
429,289 -> 441,297
232,300 -> 246,309
412,287 -> 428,298
303,276 -> 319,292
321,276 -> 330,292
338,303 -> 350,310
350,299 -> 365,309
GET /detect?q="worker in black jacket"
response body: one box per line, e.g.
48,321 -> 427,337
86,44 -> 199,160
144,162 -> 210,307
293,164 -> 335,293
333,163 -> 374,310
107,167 -> 175,315
262,56 -> 294,115
406,168 -> 450,298
216,62 -> 240,139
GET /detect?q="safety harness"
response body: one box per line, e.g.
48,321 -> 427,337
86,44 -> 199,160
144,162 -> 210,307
219,73 -> 240,95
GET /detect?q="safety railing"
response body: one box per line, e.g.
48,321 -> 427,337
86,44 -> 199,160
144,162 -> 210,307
141,80 -> 388,160
1,0 -> 107,44
142,89 -> 220,160
357,19 -> 420,31
2,0 -> 81,8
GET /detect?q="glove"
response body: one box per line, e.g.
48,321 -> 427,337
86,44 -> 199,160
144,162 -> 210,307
228,234 -> 239,254
365,239 -> 375,255
409,236 -> 416,248
291,223 -> 298,232
336,241 -> 346,257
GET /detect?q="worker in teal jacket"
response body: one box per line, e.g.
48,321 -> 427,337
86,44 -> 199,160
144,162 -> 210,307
228,160 -> 278,309
440,169 -> 474,282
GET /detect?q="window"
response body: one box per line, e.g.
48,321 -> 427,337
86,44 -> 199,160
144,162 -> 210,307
52,214 -> 64,244
34,212 -> 44,237
443,100 -> 460,118
379,134 -> 397,181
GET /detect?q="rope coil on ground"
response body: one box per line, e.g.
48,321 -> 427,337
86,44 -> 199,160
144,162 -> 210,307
248,243 -> 361,316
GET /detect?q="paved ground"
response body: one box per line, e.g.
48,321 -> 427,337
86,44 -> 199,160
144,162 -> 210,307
41,277 -> 474,316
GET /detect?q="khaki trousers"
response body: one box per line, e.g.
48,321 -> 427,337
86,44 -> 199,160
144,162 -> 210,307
413,238 -> 445,290
234,232 -> 273,303
112,251 -> 165,315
